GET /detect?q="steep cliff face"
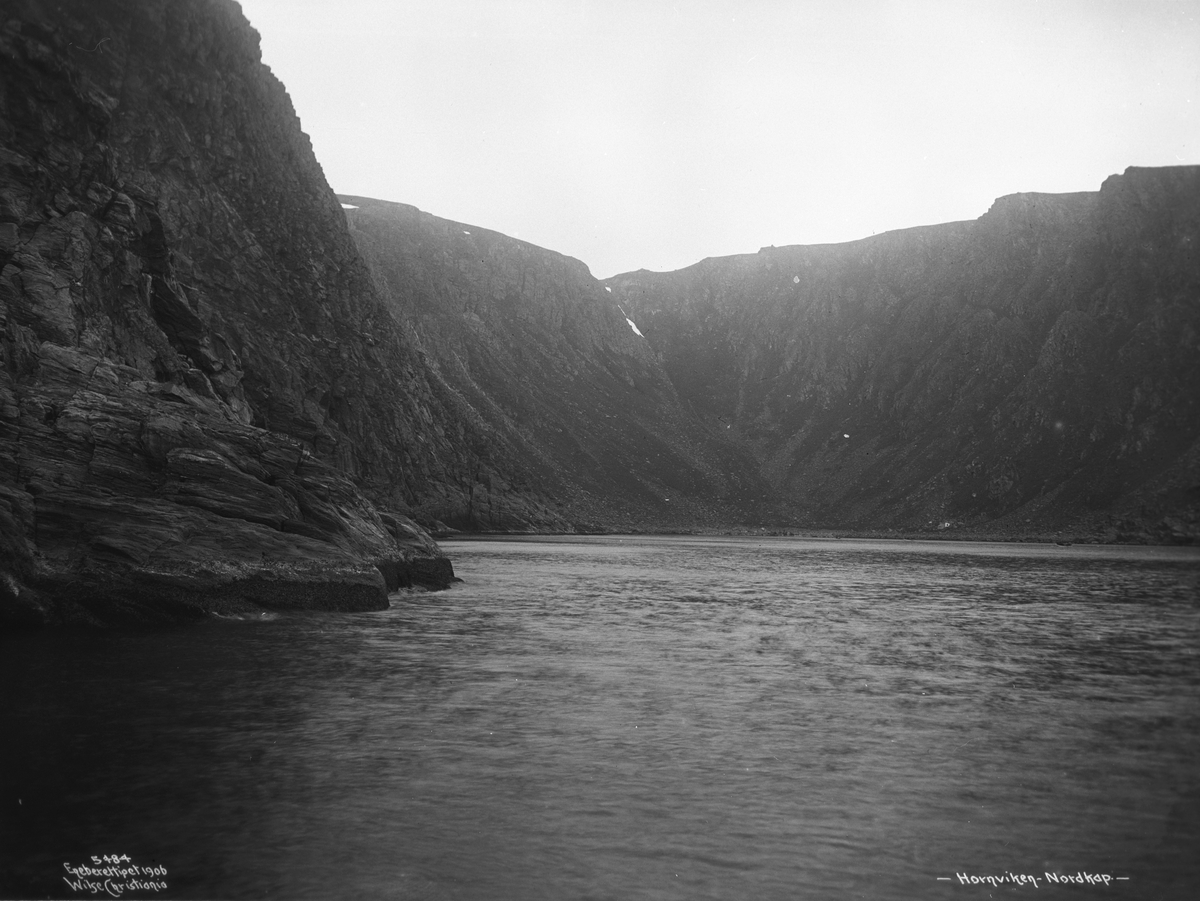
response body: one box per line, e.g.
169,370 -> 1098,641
611,167 -> 1200,541
341,196 -> 775,530
0,0 -> 455,625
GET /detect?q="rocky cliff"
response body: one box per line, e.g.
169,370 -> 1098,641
0,0 -> 457,626
610,167 -> 1200,542
3,0 -> 1194,632
340,195 -> 774,531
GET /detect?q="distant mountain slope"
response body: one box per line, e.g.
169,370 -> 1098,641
610,167 -> 1200,542
340,195 -> 775,530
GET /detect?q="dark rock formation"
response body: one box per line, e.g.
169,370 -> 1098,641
341,196 -> 775,531
610,166 -> 1200,542
0,0 -> 455,626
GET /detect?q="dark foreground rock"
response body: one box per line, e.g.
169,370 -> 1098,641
5,564 -> 386,628
0,0 -> 456,626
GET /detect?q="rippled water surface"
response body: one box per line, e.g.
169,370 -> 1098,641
3,537 -> 1199,900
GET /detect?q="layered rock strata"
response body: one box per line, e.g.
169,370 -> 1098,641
0,0 -> 454,625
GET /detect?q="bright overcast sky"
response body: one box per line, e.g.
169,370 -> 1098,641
237,0 -> 1199,278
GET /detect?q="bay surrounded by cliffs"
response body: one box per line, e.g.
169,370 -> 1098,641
2,1 -> 1199,899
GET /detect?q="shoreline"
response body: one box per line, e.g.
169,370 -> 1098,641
435,527 -> 1198,549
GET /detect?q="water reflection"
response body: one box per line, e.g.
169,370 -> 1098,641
2,537 -> 1198,900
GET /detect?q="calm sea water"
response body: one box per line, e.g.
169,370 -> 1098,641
2,536 -> 1199,900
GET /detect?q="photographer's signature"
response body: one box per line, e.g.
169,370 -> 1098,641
63,855 -> 168,897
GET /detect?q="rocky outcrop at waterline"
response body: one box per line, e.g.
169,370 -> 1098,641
0,0 -> 457,625
609,166 -> 1200,543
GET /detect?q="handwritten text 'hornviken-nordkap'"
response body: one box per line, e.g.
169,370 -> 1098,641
950,871 -> 1126,888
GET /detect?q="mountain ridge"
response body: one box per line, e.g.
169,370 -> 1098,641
609,165 -> 1200,542
339,192 -> 778,532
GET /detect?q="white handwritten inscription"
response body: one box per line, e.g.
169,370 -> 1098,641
63,856 -> 168,897
937,871 -> 1130,888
